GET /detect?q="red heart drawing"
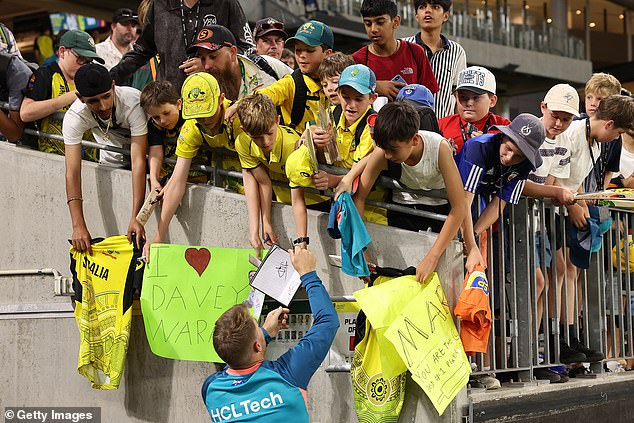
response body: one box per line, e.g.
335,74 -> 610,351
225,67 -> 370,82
185,248 -> 211,277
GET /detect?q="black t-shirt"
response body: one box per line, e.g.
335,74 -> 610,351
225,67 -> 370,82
147,115 -> 185,154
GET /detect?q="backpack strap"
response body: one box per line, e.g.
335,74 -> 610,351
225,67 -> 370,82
247,53 -> 279,81
353,109 -> 375,150
0,24 -> 13,53
332,106 -> 375,150
289,68 -> 311,129
332,104 -> 342,124
0,52 -> 11,88
405,40 -> 416,62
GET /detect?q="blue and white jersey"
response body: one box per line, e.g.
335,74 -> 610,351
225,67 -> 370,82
202,271 -> 339,422
202,364 -> 309,422
457,133 -> 532,204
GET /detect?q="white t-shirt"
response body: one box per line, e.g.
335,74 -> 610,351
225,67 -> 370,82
95,36 -> 133,70
392,130 -> 448,206
238,54 -> 292,99
63,86 -> 148,165
619,144 -> 634,178
555,119 -> 599,191
528,133 -> 571,184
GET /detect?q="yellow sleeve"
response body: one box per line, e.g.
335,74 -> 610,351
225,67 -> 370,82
352,125 -> 375,163
257,74 -> 295,109
175,120 -> 203,159
235,132 -> 262,169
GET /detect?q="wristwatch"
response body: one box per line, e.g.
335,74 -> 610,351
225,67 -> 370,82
293,237 -> 310,246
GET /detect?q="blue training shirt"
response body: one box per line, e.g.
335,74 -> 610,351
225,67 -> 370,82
201,271 -> 339,422
456,133 -> 532,205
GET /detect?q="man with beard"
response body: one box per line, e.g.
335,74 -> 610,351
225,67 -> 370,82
63,63 -> 148,255
189,25 -> 291,101
96,8 -> 139,70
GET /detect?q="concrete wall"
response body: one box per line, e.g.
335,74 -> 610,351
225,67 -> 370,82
0,144 -> 467,422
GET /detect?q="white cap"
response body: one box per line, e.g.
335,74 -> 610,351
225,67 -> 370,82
543,84 -> 580,117
455,66 -> 496,95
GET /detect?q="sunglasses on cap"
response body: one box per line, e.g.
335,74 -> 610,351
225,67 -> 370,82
259,21 -> 284,31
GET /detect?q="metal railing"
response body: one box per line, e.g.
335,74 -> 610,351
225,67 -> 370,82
469,198 -> 634,383
6,106 -> 630,385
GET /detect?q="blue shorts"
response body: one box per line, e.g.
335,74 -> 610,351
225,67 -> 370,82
536,231 -> 552,268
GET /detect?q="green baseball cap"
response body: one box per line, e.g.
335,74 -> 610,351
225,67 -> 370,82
59,30 -> 104,64
286,20 -> 334,50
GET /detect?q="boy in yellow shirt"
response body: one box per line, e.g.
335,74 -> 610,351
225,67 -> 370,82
144,72 -> 242,257
287,64 -> 386,224
257,20 -> 334,132
236,93 -> 327,254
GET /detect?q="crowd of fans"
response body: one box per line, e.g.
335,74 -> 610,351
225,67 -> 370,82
3,0 -> 634,419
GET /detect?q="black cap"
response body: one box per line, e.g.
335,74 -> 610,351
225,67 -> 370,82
112,8 -> 139,24
187,25 -> 236,55
75,63 -> 113,98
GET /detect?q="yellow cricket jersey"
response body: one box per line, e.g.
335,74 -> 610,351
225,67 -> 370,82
258,73 -> 327,133
332,105 -> 375,169
70,236 -> 145,390
175,99 -> 242,158
236,125 -> 326,205
333,105 -> 387,225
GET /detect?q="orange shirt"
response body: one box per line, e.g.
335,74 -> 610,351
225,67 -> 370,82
453,265 -> 491,356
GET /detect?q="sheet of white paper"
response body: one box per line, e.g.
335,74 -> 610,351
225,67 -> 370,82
250,245 -> 302,306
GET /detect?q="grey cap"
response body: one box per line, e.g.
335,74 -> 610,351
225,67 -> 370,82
493,113 -> 546,170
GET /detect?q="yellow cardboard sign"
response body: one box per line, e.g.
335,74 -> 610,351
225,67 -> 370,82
384,274 -> 471,416
353,276 -> 424,379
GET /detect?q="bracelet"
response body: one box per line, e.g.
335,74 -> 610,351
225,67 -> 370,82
66,197 -> 83,205
293,237 -> 310,246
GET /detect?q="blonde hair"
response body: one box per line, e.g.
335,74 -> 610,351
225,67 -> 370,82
237,93 -> 278,136
585,73 -> 622,97
318,52 -> 355,80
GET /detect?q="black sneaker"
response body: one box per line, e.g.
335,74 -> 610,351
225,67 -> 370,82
571,339 -> 605,362
559,342 -> 587,364
534,368 -> 562,383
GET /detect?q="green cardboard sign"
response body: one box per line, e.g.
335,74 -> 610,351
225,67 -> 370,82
140,244 -> 254,362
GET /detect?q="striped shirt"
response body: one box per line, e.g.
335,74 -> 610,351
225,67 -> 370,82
456,133 -> 532,205
402,33 -> 467,119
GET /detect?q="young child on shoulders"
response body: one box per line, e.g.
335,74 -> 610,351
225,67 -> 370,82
353,0 -> 438,101
438,66 -> 510,154
338,101 -> 467,283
